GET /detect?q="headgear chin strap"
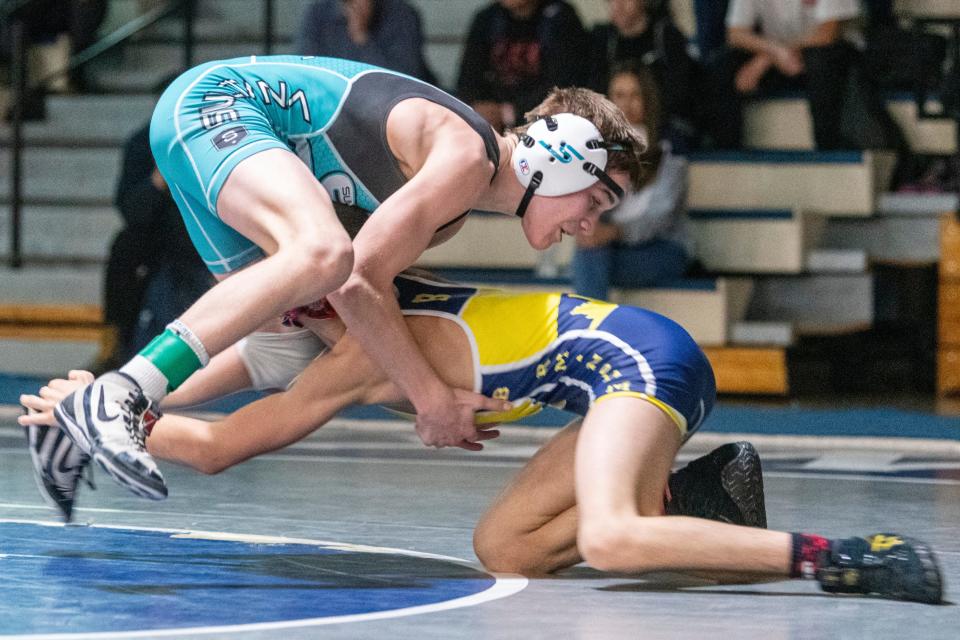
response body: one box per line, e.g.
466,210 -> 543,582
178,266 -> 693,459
512,113 -> 627,218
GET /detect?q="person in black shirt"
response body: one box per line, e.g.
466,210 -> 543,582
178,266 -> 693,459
586,0 -> 702,148
456,0 -> 589,132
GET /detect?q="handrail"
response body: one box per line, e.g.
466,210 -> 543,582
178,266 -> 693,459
36,1 -> 196,90
5,0 -> 277,268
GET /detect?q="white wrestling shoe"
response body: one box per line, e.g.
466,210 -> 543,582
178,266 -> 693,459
26,412 -> 94,522
53,371 -> 167,500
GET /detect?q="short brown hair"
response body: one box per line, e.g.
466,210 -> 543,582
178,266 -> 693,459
510,87 -> 648,192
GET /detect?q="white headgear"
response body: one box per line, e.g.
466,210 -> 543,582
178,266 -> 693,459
511,113 -> 627,217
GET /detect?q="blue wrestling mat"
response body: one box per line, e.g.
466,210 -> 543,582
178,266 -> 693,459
0,521 -> 525,637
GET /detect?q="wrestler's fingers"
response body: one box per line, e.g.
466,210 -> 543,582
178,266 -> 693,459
455,388 -> 512,414
49,377 -> 83,393
17,411 -> 56,427
19,394 -> 51,411
474,429 -> 500,441
17,398 -> 56,427
38,385 -> 69,402
456,440 -> 484,452
67,370 -> 95,384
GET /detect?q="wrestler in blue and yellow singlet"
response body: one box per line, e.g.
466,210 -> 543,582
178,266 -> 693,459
393,274 -> 716,438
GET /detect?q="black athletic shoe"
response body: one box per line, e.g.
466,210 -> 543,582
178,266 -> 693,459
666,441 -> 767,528
816,534 -> 943,604
26,411 -> 94,522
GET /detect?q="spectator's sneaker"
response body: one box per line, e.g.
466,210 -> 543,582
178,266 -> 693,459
54,372 -> 167,500
26,413 -> 94,522
666,442 -> 767,528
816,534 -> 943,604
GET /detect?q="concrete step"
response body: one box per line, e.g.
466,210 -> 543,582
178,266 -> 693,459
730,321 -> 794,347
0,147 -> 120,204
877,192 -> 960,217
613,277 -> 754,347
744,96 -> 958,155
425,268 -> 753,348
806,248 -> 868,273
0,335 -> 102,377
746,273 -> 873,334
688,208 -> 824,274
0,265 -> 102,305
821,215 -> 943,262
896,0 -> 960,18
0,95 -> 155,146
0,205 -> 121,261
102,0 -> 495,92
87,65 -> 182,94
101,39 -> 466,92
688,150 -> 897,217
417,213 -> 575,270
149,0 -> 490,41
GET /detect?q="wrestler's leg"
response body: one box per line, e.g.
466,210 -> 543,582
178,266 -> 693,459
473,420 -> 582,575
575,397 -> 791,576
174,149 -> 353,357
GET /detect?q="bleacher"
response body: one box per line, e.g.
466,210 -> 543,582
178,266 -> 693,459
1,0 -> 958,395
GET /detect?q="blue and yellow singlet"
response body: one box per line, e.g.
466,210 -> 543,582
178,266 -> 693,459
394,274 -> 716,438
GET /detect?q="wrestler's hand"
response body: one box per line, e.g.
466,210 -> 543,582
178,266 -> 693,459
415,387 -> 510,450
18,370 -> 93,427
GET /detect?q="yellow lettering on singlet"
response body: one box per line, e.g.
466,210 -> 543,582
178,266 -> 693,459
568,295 -> 617,330
868,534 -> 903,551
461,291 -> 560,366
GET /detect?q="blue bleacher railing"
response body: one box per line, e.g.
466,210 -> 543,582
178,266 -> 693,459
2,0 -> 277,268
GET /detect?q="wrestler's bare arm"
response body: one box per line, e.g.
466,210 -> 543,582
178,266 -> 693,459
328,101 -> 509,450
21,315 -> 488,473
20,333 -> 395,472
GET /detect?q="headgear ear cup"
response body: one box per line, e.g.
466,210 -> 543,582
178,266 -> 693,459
511,113 -> 626,217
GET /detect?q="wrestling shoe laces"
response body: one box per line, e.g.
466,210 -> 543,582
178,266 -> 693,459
123,392 -> 153,451
666,442 -> 767,528
83,372 -> 167,500
816,534 -> 944,604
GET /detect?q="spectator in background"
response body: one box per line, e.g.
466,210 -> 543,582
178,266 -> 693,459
589,0 -> 704,147
722,0 -> 861,150
692,0 -> 729,63
456,0 -> 587,132
95,122 -> 212,372
571,62 -> 690,300
296,0 -> 436,83
1,0 -> 107,119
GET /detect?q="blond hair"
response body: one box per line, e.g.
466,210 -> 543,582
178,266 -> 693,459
510,87 -> 649,191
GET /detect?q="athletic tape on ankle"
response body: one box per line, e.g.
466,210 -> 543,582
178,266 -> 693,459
139,329 -> 202,391
167,320 -> 210,366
